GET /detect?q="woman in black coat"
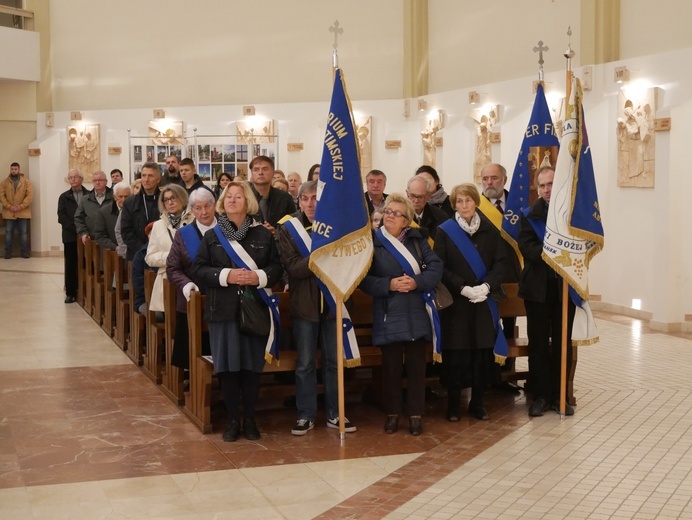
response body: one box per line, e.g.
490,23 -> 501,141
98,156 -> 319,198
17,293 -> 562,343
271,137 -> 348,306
194,180 -> 283,443
360,193 -> 443,436
434,183 -> 508,422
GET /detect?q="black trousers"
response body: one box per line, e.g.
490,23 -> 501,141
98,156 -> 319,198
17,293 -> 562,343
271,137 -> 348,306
63,241 -> 78,297
525,294 -> 575,402
381,340 -> 427,417
443,348 -> 492,409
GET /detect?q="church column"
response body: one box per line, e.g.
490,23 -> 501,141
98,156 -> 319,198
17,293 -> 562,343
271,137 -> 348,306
403,0 -> 428,98
581,0 -> 621,65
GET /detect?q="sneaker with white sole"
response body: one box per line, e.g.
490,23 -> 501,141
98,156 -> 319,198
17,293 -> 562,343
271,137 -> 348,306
291,419 -> 314,436
326,417 -> 357,432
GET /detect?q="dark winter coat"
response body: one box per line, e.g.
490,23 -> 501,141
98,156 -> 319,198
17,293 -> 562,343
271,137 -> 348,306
434,213 -> 509,351
193,222 -> 283,322
359,228 -> 442,346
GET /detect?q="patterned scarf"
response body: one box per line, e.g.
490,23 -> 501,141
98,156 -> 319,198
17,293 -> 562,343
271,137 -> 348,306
168,213 -> 183,229
217,213 -> 251,242
456,211 -> 481,235
396,227 -> 411,243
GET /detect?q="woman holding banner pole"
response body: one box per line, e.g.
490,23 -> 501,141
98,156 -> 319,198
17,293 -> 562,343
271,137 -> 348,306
434,183 -> 508,422
194,181 -> 283,442
360,194 -> 443,436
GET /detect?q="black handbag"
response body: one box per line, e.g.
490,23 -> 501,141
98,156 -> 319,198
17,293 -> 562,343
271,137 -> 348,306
238,287 -> 271,336
412,240 -> 453,311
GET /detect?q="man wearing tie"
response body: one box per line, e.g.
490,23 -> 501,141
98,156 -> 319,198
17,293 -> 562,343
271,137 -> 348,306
481,163 -> 522,393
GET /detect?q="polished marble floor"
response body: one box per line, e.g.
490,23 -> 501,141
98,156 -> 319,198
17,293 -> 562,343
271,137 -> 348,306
1,257 -> 691,519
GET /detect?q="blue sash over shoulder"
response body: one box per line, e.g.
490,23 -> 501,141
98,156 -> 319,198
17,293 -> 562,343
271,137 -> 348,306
438,219 -> 508,364
179,223 -> 202,259
375,227 -> 442,363
213,226 -> 281,364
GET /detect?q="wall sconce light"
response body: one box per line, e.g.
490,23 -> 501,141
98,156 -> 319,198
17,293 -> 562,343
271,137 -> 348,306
417,99 -> 427,111
468,91 -> 480,105
153,108 -> 166,119
70,111 -> 82,121
614,66 -> 630,84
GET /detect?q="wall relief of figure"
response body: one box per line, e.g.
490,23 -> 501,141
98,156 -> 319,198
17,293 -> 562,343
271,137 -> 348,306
421,118 -> 441,168
355,116 -> 372,178
617,89 -> 656,188
236,120 -> 276,146
68,124 -> 101,183
469,105 -> 500,184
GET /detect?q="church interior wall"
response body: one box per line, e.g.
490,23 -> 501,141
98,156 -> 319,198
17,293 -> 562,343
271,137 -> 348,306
619,0 -> 692,60
27,45 -> 692,328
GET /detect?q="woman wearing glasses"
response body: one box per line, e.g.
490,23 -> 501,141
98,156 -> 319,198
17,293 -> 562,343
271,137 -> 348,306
145,184 -> 194,313
360,194 -> 443,436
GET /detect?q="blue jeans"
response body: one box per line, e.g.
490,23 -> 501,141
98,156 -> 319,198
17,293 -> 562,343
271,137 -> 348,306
293,316 -> 338,421
5,218 -> 28,253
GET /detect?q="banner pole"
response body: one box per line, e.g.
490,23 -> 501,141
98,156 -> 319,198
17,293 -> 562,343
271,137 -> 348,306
336,296 -> 346,442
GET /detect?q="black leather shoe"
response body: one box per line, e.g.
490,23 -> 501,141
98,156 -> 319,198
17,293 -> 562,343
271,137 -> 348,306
529,397 -> 550,417
551,401 -> 575,416
469,404 -> 490,421
408,416 -> 423,436
222,420 -> 240,442
64,296 -> 76,304
446,406 -> 461,422
384,415 -> 399,434
243,418 -> 261,440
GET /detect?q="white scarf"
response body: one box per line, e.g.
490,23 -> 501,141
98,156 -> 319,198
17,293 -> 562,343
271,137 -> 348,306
455,211 -> 481,235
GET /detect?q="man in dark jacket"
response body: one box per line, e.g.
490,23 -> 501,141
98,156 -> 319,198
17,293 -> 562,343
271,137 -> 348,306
249,155 -> 296,236
94,182 -> 131,251
160,155 -> 184,187
518,166 -> 575,417
364,169 -> 388,216
277,181 -> 356,436
120,162 -> 161,261
179,158 -> 214,196
57,169 -> 90,303
406,175 -> 448,242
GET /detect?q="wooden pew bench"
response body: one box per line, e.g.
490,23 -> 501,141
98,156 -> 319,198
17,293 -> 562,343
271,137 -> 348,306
113,254 -> 130,350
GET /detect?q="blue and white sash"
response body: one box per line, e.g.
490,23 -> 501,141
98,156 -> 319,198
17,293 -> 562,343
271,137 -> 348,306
179,223 -> 202,259
375,227 -> 442,363
213,226 -> 281,364
523,207 -> 598,344
438,219 -> 509,364
283,217 -> 361,367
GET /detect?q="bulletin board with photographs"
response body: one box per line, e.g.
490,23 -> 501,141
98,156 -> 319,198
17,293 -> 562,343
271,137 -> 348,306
128,131 -> 278,186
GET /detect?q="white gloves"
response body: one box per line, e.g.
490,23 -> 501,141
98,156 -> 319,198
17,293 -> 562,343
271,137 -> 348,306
462,283 -> 490,303
183,282 -> 200,302
460,286 -> 476,299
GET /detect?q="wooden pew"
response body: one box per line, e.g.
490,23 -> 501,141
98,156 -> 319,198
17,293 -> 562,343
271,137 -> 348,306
91,240 -> 104,325
76,238 -> 86,308
101,249 -> 116,337
126,261 -> 146,366
84,237 -> 95,316
182,290 -> 398,434
142,269 -> 165,384
113,254 -> 130,350
160,278 -> 185,404
183,290 -> 212,433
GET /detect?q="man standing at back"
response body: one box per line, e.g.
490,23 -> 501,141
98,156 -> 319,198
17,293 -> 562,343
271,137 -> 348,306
249,155 -> 296,236
179,158 -> 212,195
160,155 -> 184,187
120,162 -> 161,260
406,175 -> 448,241
74,170 -> 113,244
57,169 -> 89,302
364,169 -> 388,216
1,162 -> 33,258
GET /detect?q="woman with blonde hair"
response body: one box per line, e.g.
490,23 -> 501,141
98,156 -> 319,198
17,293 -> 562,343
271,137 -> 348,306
194,180 -> 283,442
145,184 -> 194,313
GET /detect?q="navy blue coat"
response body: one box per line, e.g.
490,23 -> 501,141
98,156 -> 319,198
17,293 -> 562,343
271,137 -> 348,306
359,229 -> 442,346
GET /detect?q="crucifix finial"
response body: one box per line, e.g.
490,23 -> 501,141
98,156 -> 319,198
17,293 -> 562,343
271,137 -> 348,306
564,26 -> 575,71
533,40 -> 549,81
329,20 -> 343,68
